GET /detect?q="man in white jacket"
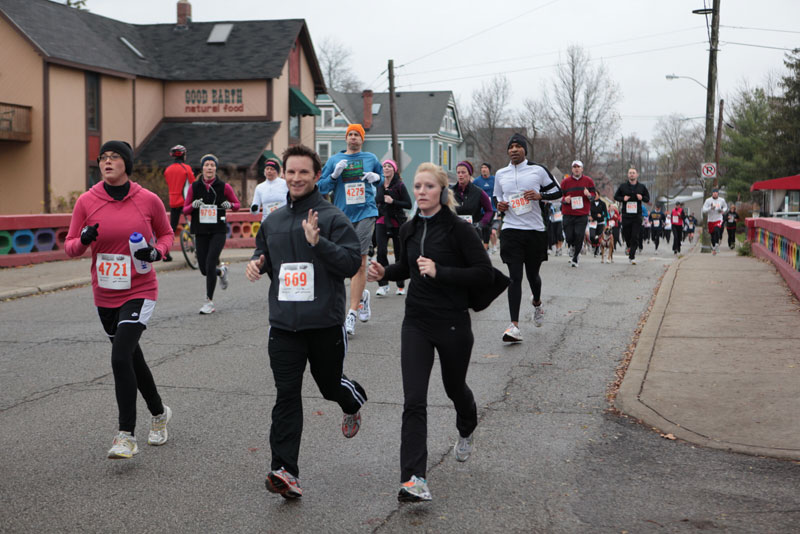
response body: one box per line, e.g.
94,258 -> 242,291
702,188 -> 728,255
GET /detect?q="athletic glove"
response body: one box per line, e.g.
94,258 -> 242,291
331,160 -> 348,179
250,204 -> 259,213
80,223 -> 99,245
221,201 -> 232,209
133,245 -> 162,263
191,198 -> 203,208
363,172 -> 380,184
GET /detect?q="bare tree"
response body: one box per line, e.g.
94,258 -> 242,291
541,45 -> 621,172
317,36 -> 362,92
651,115 -> 704,200
462,75 -> 513,170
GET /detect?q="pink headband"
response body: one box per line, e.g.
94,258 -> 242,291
383,159 -> 398,173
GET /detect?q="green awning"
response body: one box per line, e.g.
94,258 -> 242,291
289,87 -> 320,117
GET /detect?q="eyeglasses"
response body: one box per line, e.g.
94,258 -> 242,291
97,154 -> 122,162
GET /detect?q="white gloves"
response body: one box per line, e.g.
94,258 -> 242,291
221,201 -> 232,210
331,160 -> 348,179
363,172 -> 380,184
191,199 -> 203,208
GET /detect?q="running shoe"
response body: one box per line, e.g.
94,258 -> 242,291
265,467 -> 303,499
345,310 -> 357,336
570,259 -> 578,268
630,258 -> 638,265
342,411 -> 361,438
358,289 -> 371,322
398,475 -> 432,502
533,305 -> 545,328
218,264 -> 229,290
454,434 -> 474,462
148,405 -> 172,446
108,432 -> 138,459
199,299 -> 215,314
502,324 -> 523,343
395,287 -> 406,296
554,248 -> 561,256
376,285 -> 390,297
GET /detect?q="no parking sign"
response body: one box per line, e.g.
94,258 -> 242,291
701,162 -> 717,179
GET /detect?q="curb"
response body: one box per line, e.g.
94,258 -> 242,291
615,247 -> 800,461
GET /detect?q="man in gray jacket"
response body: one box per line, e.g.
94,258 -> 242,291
246,144 -> 367,499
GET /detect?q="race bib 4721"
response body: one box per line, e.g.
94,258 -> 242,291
96,253 -> 131,290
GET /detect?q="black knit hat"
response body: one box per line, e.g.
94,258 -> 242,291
507,133 -> 528,154
99,140 -> 133,175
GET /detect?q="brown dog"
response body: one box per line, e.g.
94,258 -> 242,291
599,226 -> 614,263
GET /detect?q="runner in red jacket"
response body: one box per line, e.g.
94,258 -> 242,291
163,144 -> 195,261
66,140 -> 174,460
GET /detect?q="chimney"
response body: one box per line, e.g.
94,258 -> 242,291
177,0 -> 192,28
362,90 -> 374,130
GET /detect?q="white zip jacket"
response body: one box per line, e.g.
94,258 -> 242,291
702,196 -> 728,224
493,159 -> 562,231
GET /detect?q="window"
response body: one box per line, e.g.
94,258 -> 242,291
86,72 -> 99,132
465,141 -> 475,159
87,167 -> 101,188
317,141 -> 331,164
437,143 -> 443,166
788,191 -> 800,213
441,106 -> 457,133
289,115 -> 300,140
316,108 -> 334,128
447,145 -> 453,171
387,140 -> 404,153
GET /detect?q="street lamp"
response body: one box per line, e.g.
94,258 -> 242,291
665,74 -> 707,91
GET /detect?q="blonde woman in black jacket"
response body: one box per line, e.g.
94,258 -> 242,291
368,162 -> 493,503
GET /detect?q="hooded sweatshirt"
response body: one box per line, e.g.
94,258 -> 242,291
66,181 -> 173,307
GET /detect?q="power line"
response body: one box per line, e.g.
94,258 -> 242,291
721,41 -> 795,51
397,0 -> 560,68
396,41 -> 705,89
721,24 -> 800,35
401,27 -> 700,78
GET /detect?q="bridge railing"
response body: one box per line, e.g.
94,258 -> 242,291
746,217 -> 800,299
0,212 -> 260,267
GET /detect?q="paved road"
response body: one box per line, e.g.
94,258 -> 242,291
1,241 -> 797,533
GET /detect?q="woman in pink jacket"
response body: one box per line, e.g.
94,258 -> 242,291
66,140 -> 174,460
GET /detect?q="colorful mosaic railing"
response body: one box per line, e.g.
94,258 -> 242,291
0,212 -> 260,267
753,227 -> 800,272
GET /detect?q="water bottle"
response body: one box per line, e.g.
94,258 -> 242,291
129,232 -> 152,274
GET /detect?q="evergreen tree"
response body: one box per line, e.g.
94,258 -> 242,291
769,49 -> 800,177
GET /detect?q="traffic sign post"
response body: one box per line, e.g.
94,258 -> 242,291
701,162 -> 717,179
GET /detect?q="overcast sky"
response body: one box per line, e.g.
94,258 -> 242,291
74,0 -> 799,145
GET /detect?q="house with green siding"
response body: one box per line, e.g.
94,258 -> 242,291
315,89 -> 464,182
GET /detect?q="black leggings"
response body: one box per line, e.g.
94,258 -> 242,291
169,207 -> 183,233
375,223 -> 405,288
98,300 -> 163,434
652,229 -> 661,250
507,259 -> 542,322
195,232 -> 226,299
563,214 -> 588,260
400,315 -> 477,481
672,227 -> 683,252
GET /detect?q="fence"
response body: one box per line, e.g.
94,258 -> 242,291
746,217 -> 800,300
0,212 -> 260,267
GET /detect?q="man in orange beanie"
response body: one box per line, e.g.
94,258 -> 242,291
319,123 -> 384,337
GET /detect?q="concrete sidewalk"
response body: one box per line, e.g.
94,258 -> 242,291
0,248 -> 254,300
617,246 -> 800,460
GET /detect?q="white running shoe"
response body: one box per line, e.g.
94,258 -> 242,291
533,306 -> 545,328
345,311 -> 357,336
218,264 -> 229,290
398,475 -> 432,502
630,258 -> 638,265
376,285 -> 390,297
148,405 -> 172,446
502,324 -> 523,343
358,289 -> 371,322
395,287 -> 406,296
454,434 -> 474,462
199,299 -> 215,314
108,432 -> 138,459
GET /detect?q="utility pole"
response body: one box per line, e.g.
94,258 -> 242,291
388,59 -> 401,173
699,0 -> 721,253
714,98 -> 724,189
